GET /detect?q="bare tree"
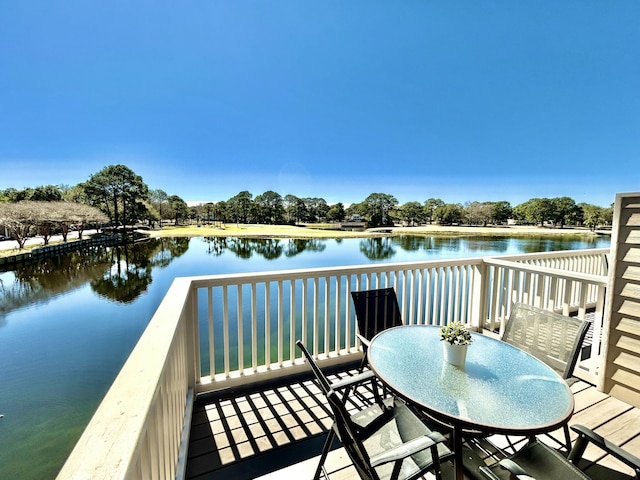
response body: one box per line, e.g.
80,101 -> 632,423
0,201 -> 108,249
0,201 -> 40,248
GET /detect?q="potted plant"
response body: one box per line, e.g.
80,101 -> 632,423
440,322 -> 473,367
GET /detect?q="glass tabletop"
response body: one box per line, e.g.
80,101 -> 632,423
368,325 -> 574,434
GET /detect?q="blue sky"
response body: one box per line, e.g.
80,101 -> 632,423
1,1 -> 638,208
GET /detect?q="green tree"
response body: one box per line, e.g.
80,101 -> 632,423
398,201 -> 425,226
282,193 -> 300,223
0,188 -> 20,202
489,201 -> 512,224
283,194 -> 310,224
203,202 -> 215,223
363,193 -> 398,227
168,195 -> 189,225
254,190 -> 284,224
551,196 -> 581,228
82,164 -> 149,228
326,202 -> 346,222
345,203 -> 363,220
213,200 -> 230,224
305,197 -> 329,223
30,185 -> 63,201
149,189 -> 169,227
60,184 -> 88,203
424,198 -> 445,224
602,204 -> 614,226
434,203 -> 465,225
579,202 -> 606,231
513,198 -> 554,226
228,191 -> 254,224
464,201 -> 492,226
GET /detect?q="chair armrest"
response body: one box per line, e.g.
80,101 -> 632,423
496,459 -> 537,479
478,466 -> 501,480
569,424 -> 640,472
356,333 -> 371,348
369,432 -> 446,468
331,369 -> 376,390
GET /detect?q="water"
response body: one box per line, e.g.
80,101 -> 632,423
0,234 -> 609,479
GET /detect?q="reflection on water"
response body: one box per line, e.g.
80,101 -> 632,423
360,237 -> 396,260
0,234 -> 610,480
203,236 -> 327,259
0,238 -> 191,319
0,235 -> 609,321
90,238 -> 190,303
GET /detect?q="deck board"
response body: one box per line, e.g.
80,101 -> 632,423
186,371 -> 640,480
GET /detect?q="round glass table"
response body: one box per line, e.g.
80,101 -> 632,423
368,325 -> 574,480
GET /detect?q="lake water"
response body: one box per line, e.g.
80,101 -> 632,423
0,234 -> 610,479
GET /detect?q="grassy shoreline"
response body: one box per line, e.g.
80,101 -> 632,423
0,223 -> 608,258
145,223 -> 608,240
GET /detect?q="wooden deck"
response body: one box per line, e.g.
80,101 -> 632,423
186,366 -> 640,480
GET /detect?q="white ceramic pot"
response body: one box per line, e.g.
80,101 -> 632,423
442,342 -> 468,367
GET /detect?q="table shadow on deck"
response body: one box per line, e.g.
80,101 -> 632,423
186,363 -> 374,479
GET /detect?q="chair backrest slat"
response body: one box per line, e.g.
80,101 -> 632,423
351,288 -> 404,341
503,303 -> 591,380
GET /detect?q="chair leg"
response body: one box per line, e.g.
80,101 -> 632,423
314,427 -> 336,480
567,432 -> 589,465
358,356 -> 367,373
563,425 -> 572,453
430,443 -> 443,480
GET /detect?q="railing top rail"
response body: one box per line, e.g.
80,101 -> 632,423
483,257 -> 609,285
488,247 -> 609,262
183,249 -> 608,288
186,256 -> 485,288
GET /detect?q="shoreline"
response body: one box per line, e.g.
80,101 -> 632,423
144,223 -> 609,240
0,224 -> 609,258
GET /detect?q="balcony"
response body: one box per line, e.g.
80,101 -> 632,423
56,193 -> 640,480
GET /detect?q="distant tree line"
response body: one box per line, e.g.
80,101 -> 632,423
0,164 -> 614,249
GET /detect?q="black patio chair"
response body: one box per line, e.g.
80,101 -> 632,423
351,288 -> 404,371
296,340 -> 454,480
479,424 -> 640,480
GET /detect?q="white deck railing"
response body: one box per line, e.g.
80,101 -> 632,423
57,248 -> 609,480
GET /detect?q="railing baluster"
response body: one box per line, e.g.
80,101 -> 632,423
323,276 -> 330,356
277,280 -> 284,366
265,282 -> 271,369
344,275 -> 352,352
222,285 -> 230,377
251,282 -> 257,371
313,277 -> 319,356
424,267 -> 433,324
301,278 -> 308,356
562,279 -> 571,316
334,276 -> 341,354
208,287 -> 215,377
237,284 -> 243,374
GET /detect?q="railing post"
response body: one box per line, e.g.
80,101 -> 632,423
470,260 -> 489,331
187,285 -> 199,389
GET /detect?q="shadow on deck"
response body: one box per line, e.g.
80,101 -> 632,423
186,364 -> 640,480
